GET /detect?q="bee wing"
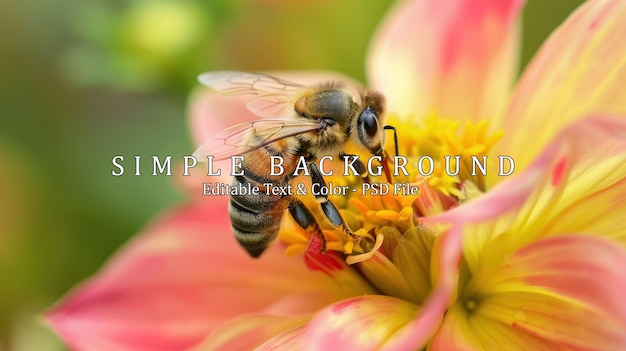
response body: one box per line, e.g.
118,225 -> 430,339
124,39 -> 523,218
193,119 -> 320,161
198,71 -> 307,118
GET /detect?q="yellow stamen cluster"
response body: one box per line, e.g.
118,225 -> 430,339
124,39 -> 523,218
347,186 -> 419,237
387,112 -> 503,195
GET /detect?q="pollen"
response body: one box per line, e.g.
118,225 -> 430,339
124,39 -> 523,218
348,192 -> 417,236
386,112 -> 503,195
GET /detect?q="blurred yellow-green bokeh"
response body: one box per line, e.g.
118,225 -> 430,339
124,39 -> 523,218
0,0 -> 585,349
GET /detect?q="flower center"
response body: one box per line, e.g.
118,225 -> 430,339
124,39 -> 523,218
278,112 -> 503,302
465,298 -> 478,313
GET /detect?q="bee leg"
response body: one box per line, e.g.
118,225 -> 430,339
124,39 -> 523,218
340,153 -> 370,183
308,162 -> 361,244
288,198 -> 327,253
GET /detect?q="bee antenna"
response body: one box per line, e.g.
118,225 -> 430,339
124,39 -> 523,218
383,125 -> 399,157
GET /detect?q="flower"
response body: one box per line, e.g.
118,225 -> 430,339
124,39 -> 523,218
47,0 -> 626,350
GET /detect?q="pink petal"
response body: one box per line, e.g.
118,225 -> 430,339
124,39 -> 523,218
188,89 -> 256,149
513,236 -> 626,326
368,0 -> 523,121
428,308 -> 482,351
45,200 -> 361,351
302,295 -> 420,351
433,235 -> 626,349
302,227 -> 463,350
192,314 -> 308,351
502,0 -> 626,169
382,227 -> 462,350
253,324 -> 307,351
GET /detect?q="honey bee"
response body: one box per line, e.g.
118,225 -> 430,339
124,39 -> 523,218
193,71 -> 394,258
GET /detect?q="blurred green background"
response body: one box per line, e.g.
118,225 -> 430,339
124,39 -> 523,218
0,0 -> 585,349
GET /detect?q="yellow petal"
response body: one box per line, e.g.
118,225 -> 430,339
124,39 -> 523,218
507,116 -> 626,251
436,236 -> 626,350
447,116 -> 626,273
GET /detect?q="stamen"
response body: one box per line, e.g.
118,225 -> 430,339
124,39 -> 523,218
385,113 -> 503,195
346,233 -> 384,265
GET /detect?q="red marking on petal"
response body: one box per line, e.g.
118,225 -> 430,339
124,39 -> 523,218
551,156 -> 567,186
307,231 -> 325,253
304,251 -> 344,275
331,296 -> 364,314
303,233 -> 344,275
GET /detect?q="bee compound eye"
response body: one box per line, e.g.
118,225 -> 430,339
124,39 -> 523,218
322,118 -> 337,127
359,107 -> 379,139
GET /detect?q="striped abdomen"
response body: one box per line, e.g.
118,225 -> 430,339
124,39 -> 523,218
229,174 -> 292,258
229,141 -> 298,258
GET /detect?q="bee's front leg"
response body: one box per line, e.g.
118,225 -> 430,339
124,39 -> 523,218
307,162 -> 361,247
340,153 -> 370,183
288,198 -> 327,253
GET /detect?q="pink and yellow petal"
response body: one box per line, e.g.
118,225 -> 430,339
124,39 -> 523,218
502,0 -> 626,168
508,116 -> 626,250
45,200 -> 366,351
367,0 -> 523,121
383,227 -> 463,350
431,304 -> 564,351
354,250 -> 417,304
424,134 -> 560,274
437,116 -> 626,273
192,314 -> 309,351
302,226 -> 464,350
383,226 -> 436,305
302,295 -> 420,351
256,325 -> 307,351
438,235 -> 626,350
539,177 -> 626,244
